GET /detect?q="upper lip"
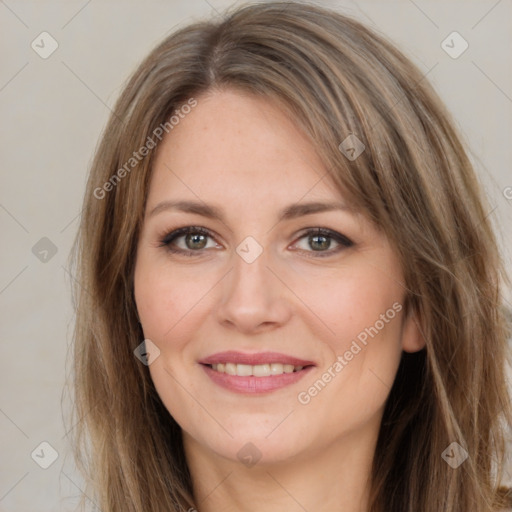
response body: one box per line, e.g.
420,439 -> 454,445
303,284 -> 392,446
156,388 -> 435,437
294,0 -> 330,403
199,351 -> 316,367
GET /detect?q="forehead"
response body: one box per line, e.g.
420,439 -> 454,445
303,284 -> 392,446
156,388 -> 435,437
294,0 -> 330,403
147,88 -> 345,208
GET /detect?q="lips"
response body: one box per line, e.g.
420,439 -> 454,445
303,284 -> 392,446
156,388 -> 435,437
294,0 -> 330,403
199,350 -> 315,367
199,351 -> 316,393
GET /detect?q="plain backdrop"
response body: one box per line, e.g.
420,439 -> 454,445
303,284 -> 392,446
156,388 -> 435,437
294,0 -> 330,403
1,1 -> 511,510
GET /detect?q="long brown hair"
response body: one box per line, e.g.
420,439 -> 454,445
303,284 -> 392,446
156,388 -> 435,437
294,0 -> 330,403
69,2 -> 512,511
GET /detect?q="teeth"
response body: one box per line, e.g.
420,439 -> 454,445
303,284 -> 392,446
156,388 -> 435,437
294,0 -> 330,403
225,363 -> 237,375
253,363 -> 270,377
236,364 -> 253,377
210,363 -> 305,376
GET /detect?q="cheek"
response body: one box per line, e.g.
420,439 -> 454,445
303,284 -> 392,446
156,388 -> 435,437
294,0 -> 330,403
295,269 -> 405,423
134,254 -> 213,343
293,261 -> 405,416
293,263 -> 404,351
134,257 -> 210,428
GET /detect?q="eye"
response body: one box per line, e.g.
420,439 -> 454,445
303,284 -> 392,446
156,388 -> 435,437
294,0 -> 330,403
291,228 -> 354,257
158,226 -> 354,258
159,226 -> 220,255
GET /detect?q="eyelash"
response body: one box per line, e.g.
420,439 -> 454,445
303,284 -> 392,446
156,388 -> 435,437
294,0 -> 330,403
158,226 -> 354,258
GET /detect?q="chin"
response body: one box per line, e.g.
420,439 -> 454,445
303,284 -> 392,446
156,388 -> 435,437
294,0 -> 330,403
217,437 -> 304,467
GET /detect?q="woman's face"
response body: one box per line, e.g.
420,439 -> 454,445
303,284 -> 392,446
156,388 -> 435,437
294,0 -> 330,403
134,88 -> 423,466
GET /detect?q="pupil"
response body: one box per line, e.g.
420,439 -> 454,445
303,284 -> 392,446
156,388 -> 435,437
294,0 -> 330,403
310,234 -> 330,251
186,233 -> 207,250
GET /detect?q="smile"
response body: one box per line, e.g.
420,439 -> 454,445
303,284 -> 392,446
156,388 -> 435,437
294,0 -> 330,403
208,362 -> 305,376
199,351 -> 316,393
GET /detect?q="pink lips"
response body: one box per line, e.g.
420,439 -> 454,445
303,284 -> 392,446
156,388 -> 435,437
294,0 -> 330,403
199,350 -> 315,367
199,351 -> 316,394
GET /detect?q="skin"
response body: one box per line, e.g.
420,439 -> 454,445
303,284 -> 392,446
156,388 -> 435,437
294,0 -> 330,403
134,88 -> 424,512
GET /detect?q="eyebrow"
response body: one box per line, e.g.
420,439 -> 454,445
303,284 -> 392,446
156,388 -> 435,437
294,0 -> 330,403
148,200 -> 353,222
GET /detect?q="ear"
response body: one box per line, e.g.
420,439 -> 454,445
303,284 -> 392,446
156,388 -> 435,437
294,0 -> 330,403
401,302 -> 426,353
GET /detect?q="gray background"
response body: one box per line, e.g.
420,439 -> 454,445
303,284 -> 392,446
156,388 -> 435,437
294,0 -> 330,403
1,0 -> 511,510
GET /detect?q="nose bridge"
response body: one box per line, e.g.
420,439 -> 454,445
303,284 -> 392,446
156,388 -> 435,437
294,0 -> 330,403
215,242 -> 290,331
228,243 -> 273,302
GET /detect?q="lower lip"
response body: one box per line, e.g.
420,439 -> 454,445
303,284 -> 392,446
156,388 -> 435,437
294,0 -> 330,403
201,364 -> 314,394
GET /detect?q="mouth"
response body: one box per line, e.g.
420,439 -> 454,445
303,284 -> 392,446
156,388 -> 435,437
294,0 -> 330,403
199,351 -> 316,394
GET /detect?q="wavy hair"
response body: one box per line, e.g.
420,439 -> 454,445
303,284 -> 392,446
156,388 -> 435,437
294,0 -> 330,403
69,2 -> 512,511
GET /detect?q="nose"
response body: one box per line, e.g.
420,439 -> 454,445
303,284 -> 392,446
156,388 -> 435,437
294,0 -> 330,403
215,245 -> 292,335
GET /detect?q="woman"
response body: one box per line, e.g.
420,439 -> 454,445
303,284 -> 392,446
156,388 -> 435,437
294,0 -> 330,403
69,2 -> 512,511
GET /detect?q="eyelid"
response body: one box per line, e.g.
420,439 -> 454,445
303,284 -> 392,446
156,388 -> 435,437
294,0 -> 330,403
159,226 -> 213,246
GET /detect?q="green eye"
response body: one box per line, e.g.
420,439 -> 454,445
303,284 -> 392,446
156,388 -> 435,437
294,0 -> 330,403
160,226 -> 217,255
292,228 -> 354,257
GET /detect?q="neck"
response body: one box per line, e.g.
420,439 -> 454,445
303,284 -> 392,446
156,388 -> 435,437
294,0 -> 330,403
183,427 -> 378,512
